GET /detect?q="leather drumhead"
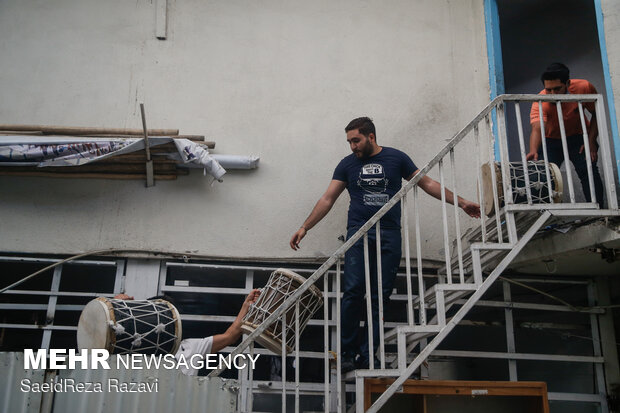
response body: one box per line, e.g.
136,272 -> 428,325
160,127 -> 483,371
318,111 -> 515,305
480,162 -> 502,216
77,298 -> 114,351
549,162 -> 563,203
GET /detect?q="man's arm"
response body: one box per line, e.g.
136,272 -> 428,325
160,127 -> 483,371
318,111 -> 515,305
289,179 -> 346,250
581,110 -> 599,162
412,172 -> 480,218
211,289 -> 260,353
526,122 -> 542,161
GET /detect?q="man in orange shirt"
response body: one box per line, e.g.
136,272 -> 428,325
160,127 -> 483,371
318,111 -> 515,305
527,62 -> 604,206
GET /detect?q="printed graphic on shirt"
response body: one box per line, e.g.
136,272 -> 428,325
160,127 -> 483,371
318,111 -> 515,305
358,163 -> 389,206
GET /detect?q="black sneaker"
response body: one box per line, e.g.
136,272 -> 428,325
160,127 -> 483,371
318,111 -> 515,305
341,356 -> 356,373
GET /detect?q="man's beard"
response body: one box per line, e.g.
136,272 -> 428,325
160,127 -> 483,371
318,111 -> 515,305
355,141 -> 374,158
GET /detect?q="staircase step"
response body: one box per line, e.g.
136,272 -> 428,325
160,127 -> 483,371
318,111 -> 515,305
421,282 -> 478,305
343,368 -> 402,381
470,242 -> 514,250
385,324 -> 443,342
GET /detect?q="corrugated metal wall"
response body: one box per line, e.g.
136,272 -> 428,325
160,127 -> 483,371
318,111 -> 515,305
0,353 -> 238,413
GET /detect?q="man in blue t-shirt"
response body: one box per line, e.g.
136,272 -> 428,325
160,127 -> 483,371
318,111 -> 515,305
289,117 -> 480,372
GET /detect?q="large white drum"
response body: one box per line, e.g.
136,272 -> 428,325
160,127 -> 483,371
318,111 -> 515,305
241,268 -> 322,355
77,297 -> 182,355
481,161 -> 563,216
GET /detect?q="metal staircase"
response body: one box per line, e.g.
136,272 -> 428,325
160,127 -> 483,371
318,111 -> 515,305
210,94 -> 619,412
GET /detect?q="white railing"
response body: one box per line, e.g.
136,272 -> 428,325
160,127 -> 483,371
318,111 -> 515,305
210,94 -> 618,412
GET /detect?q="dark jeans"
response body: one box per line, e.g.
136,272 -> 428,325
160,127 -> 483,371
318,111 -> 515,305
538,134 -> 605,207
341,226 -> 401,362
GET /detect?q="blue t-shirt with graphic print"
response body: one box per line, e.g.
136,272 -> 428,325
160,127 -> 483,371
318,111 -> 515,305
332,147 -> 418,229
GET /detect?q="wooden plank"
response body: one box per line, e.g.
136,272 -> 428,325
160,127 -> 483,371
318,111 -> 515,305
0,134 -> 215,148
0,171 -> 179,180
365,379 -> 549,413
0,125 -> 179,136
0,163 -> 178,174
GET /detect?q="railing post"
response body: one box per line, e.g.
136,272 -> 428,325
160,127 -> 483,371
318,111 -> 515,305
295,301 -> 300,413
594,95 -> 618,209
402,195 -> 414,326
487,113 -> 504,242
413,186 -> 426,325
497,101 -> 518,243
538,101 -> 555,204
578,102 -> 597,204
438,159 -> 452,284
336,260 -> 343,413
474,124 -> 487,243
556,101 -> 577,203
281,314 -> 287,413
363,234 -> 374,369
375,222 -> 386,369
514,101 -> 533,205
323,269 -> 329,413
449,148 -> 465,283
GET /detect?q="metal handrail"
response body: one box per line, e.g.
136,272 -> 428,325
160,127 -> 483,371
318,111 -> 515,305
209,93 -> 618,394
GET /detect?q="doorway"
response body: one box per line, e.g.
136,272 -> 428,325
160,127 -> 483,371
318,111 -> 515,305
493,0 -> 612,203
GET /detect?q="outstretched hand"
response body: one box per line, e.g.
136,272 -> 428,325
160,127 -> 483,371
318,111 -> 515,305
460,200 -> 481,218
289,227 -> 307,250
243,289 -> 260,308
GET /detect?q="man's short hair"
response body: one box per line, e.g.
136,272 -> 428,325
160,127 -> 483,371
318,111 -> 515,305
345,117 -> 376,138
541,62 -> 570,84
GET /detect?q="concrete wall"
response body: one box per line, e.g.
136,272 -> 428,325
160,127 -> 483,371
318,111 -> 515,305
0,0 -> 489,260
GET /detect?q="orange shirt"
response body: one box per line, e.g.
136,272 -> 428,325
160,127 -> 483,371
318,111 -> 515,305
529,79 -> 597,139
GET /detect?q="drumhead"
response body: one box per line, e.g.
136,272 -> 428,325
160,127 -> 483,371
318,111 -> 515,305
162,300 -> 183,355
549,162 -> 563,203
77,297 -> 115,351
480,162 -> 502,215
274,268 -> 322,298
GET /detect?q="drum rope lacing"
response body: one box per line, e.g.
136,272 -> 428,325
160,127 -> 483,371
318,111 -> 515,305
108,299 -> 178,353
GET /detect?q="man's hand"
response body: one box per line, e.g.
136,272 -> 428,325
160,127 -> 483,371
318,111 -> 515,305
526,152 -> 538,161
289,227 -> 307,250
113,293 -> 134,300
579,143 -> 598,162
243,289 -> 260,309
459,200 -> 481,218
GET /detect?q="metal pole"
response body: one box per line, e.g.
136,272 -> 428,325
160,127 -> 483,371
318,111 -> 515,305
402,195 -> 414,326
556,101 -> 576,203
594,96 -> 618,209
336,260 -> 342,413
487,113 -> 504,242
514,102 -> 533,204
449,149 -> 465,283
538,101 -> 555,204
375,222 -> 385,369
438,159 -> 452,284
414,187 -> 426,325
578,102 -> 596,203
295,302 -> 300,413
474,124 -> 487,242
323,269 -> 329,413
281,314 -> 287,413
363,234 -> 374,369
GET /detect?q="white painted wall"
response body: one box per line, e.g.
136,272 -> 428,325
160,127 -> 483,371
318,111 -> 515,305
0,0 -> 489,260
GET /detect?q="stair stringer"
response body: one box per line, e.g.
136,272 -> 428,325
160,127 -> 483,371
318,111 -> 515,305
364,210 -> 551,413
